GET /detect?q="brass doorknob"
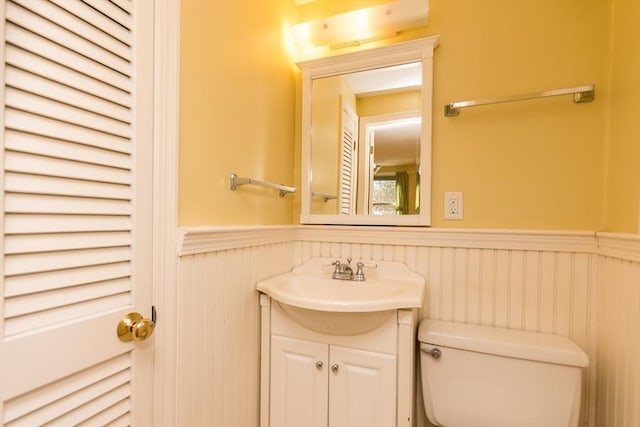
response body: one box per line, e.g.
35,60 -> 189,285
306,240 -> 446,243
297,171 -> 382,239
117,312 -> 155,342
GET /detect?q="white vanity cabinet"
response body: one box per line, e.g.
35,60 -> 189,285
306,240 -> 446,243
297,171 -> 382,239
327,344 -> 397,427
271,335 -> 396,427
260,295 -> 417,427
270,335 -> 328,427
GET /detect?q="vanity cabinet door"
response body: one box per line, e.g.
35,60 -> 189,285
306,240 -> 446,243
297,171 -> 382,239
329,345 -> 397,427
271,335 -> 328,427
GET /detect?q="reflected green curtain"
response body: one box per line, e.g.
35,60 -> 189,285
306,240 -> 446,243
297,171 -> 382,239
415,173 -> 420,213
395,171 -> 409,215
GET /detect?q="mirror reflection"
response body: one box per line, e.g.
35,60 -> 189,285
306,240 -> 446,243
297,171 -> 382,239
310,62 -> 423,217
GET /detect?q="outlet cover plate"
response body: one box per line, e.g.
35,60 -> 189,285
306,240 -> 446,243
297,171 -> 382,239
444,191 -> 463,220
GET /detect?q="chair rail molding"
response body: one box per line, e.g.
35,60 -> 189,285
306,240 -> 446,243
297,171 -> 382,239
596,232 -> 640,262
296,226 -> 597,253
179,225 -> 297,255
178,225 -> 640,261
177,225 -> 605,260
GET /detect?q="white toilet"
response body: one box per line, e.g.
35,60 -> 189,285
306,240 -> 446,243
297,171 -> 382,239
418,319 -> 589,427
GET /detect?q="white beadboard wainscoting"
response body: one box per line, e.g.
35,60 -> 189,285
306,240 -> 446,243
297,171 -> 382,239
596,233 -> 640,427
176,227 -> 296,427
176,225 -> 640,427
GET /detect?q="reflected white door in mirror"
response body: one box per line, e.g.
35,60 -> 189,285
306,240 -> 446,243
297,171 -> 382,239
297,36 -> 439,226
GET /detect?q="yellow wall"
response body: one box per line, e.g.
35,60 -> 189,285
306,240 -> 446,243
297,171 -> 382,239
425,0 -> 608,229
605,0 -> 640,233
292,0 -> 609,230
296,0 -> 389,23
309,75 -> 356,214
357,90 -> 421,117
179,0 -> 296,225
180,0 -> 639,232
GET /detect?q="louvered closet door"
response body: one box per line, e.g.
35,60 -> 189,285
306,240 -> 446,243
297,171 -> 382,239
0,1 -> 154,425
339,102 -> 357,215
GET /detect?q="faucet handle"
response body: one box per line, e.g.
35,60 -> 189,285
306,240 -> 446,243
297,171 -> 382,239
354,261 -> 366,281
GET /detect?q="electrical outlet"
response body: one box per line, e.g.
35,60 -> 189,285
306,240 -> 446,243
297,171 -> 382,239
444,192 -> 463,220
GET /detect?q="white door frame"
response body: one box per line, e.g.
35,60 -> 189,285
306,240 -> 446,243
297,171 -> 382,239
151,2 -> 181,426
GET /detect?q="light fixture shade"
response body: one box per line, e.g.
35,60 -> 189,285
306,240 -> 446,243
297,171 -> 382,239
293,0 -> 429,50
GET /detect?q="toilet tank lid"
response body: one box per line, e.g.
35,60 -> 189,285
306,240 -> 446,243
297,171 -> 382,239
418,320 -> 589,368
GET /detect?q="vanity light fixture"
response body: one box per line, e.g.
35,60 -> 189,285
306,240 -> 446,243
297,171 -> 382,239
293,0 -> 429,50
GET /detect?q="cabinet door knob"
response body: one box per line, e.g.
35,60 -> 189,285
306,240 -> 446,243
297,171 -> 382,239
316,361 -> 323,369
331,364 -> 339,372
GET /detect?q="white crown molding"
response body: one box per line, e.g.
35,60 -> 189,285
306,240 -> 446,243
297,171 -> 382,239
596,232 -> 640,263
179,225 -> 297,256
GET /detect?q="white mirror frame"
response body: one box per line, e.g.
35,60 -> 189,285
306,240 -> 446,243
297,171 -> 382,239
297,36 -> 439,226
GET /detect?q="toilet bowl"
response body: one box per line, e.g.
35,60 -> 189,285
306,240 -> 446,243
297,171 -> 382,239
418,319 -> 589,427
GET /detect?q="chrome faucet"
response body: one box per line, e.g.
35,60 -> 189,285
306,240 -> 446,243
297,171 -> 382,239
331,258 -> 367,281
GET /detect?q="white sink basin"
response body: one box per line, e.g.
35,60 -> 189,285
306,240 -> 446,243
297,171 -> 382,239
257,258 -> 425,335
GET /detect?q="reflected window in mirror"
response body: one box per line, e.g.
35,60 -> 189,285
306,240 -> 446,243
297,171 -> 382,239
372,175 -> 398,216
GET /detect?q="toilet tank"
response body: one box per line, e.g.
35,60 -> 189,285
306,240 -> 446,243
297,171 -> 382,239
418,320 -> 589,427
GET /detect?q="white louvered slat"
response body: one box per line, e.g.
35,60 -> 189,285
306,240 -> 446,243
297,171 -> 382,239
5,110 -> 131,154
5,370 -> 130,427
5,262 -> 131,297
5,214 -> 131,234
5,232 -> 131,254
76,399 -> 131,427
5,130 -> 131,169
5,24 -> 130,92
44,384 -> 131,427
4,292 -> 131,336
14,0 -> 131,61
6,1 -> 131,76
5,277 -> 130,320
4,354 -> 131,424
6,88 -> 131,138
83,0 -> 132,29
5,46 -> 130,108
4,246 -> 131,276
6,66 -> 131,122
5,194 -> 131,215
109,0 -> 133,16
4,173 -> 131,200
49,0 -> 131,46
5,151 -> 130,184
83,0 -> 132,30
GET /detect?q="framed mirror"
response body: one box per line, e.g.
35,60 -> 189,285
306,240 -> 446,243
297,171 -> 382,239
297,36 -> 439,225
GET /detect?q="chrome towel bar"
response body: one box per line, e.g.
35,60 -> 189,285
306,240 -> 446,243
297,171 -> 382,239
229,173 -> 296,197
444,84 -> 595,117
